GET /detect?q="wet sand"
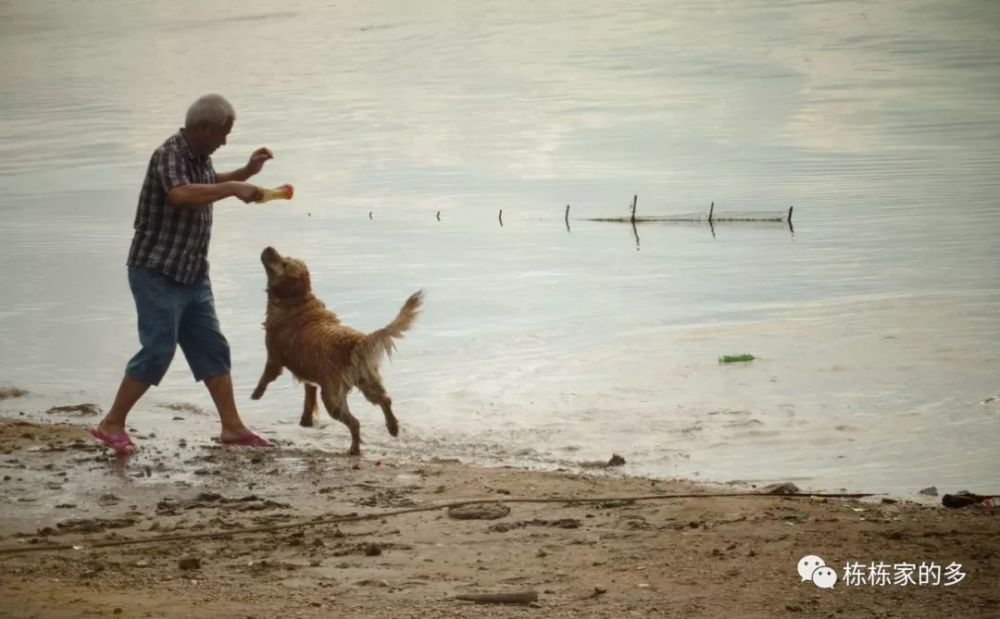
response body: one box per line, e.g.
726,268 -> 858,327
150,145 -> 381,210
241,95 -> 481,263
1,394 -> 999,618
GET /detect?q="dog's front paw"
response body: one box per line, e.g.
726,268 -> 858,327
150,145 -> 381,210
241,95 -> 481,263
251,388 -> 264,400
299,416 -> 314,428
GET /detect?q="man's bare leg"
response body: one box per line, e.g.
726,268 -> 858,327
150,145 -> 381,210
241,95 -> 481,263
204,373 -> 257,442
97,375 -> 150,435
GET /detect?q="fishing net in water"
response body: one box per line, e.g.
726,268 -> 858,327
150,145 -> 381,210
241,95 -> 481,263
587,206 -> 792,223
665,210 -> 786,222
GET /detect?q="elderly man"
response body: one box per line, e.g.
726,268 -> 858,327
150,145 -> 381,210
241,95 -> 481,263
92,94 -> 272,453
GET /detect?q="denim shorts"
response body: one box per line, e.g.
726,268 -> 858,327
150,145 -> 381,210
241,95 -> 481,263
124,266 -> 232,385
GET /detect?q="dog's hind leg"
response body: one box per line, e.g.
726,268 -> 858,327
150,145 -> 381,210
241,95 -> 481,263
300,384 -> 318,427
358,375 -> 399,437
251,360 -> 283,400
320,385 -> 362,455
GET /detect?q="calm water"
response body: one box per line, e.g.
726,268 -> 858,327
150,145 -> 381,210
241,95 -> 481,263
1,0 -> 998,495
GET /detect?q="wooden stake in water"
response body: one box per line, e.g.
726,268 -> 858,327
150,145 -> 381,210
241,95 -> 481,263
630,195 -> 637,224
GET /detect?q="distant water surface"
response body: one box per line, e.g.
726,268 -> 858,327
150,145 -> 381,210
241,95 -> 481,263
1,0 -> 998,495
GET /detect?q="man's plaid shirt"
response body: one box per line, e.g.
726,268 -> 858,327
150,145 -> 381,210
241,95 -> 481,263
127,130 -> 217,284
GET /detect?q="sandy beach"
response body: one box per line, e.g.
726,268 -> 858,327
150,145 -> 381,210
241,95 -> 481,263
0,390 -> 998,618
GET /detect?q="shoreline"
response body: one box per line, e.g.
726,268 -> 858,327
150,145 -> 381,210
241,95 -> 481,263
1,388 -> 998,617
0,385 -> 976,503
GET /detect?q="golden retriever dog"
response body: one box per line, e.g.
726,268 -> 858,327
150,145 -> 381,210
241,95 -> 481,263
251,246 -> 422,455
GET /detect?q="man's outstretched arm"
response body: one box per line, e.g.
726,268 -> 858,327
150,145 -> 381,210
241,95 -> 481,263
167,181 -> 261,206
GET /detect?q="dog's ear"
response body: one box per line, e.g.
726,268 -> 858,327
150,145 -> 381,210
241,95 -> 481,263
269,273 -> 307,299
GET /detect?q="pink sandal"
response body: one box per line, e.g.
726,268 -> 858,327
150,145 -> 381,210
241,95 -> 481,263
89,427 -> 137,455
220,429 -> 273,447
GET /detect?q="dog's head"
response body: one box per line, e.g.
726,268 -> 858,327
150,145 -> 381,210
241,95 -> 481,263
261,246 -> 311,300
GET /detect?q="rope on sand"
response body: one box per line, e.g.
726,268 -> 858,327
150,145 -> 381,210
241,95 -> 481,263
0,491 -> 873,556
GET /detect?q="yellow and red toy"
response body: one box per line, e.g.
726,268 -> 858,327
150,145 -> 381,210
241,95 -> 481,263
257,184 -> 294,203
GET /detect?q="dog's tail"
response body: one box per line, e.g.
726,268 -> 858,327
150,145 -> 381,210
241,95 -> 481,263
351,290 -> 423,371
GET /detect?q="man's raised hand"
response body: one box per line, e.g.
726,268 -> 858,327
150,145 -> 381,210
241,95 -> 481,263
246,147 -> 274,176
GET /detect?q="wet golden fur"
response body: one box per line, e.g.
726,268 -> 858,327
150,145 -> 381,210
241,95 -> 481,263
251,246 -> 423,455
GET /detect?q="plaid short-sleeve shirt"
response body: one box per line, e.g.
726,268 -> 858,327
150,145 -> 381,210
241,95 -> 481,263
127,130 -> 217,284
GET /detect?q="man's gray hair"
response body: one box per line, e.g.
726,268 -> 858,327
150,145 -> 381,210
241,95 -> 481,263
185,94 -> 235,128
